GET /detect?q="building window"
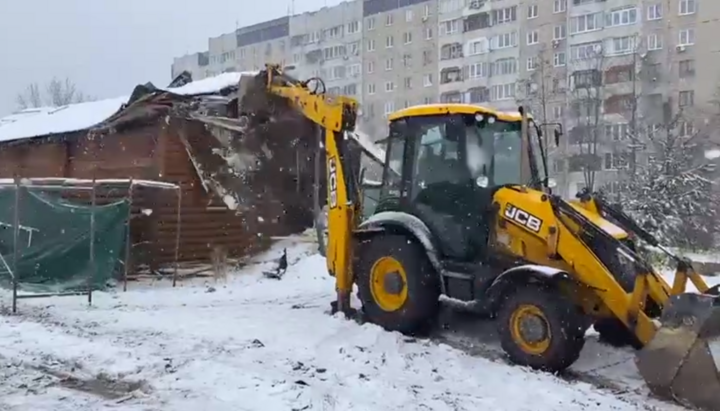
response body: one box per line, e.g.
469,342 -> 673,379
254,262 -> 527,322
679,0 -> 696,15
553,0 -> 566,13
553,105 -> 564,119
491,58 -> 518,76
426,27 -> 433,40
349,64 -> 361,77
571,12 -> 602,34
492,83 -> 516,101
647,34 -> 663,50
406,9 -> 414,22
367,61 -> 374,73
347,21 -> 360,34
468,39 -> 488,55
553,24 -> 566,40
367,83 -> 376,95
607,36 -> 636,56
554,52 -> 566,67
468,62 -> 489,78
527,31 -> 539,45
527,4 -> 538,19
494,6 -> 517,24
679,90 -> 694,107
385,81 -> 395,92
570,42 -> 602,60
493,32 -> 518,49
404,77 -> 412,89
605,7 -> 638,27
423,50 -> 433,65
679,121 -> 695,137
439,19 -> 461,36
386,36 -> 394,48
526,57 -> 538,71
367,17 -> 375,30
605,123 -> 629,141
367,39 -> 375,52
647,4 -> 662,20
403,32 -> 413,44
386,13 -> 394,26
423,74 -> 433,87
423,4 -> 431,18
402,54 -> 412,68
384,101 -> 395,116
678,29 -> 695,46
385,58 -> 394,71
679,59 -> 695,78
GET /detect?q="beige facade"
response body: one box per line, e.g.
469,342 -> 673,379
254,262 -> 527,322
171,52 -> 210,80
170,0 -> 720,197
289,2 -> 364,102
361,0 -> 440,140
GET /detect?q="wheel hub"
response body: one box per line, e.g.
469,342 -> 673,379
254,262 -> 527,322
518,314 -> 548,343
383,271 -> 405,295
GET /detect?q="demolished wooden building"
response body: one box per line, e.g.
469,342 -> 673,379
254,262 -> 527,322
0,72 -> 332,274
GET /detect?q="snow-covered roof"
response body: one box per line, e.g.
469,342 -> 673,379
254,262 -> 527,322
0,97 -> 129,144
0,71 -> 258,144
167,71 -> 256,96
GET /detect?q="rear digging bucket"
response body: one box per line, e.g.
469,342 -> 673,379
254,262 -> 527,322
636,292 -> 720,410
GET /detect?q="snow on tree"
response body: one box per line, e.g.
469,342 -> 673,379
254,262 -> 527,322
615,107 -> 720,249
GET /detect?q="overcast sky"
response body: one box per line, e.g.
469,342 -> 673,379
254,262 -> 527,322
0,0 -> 341,116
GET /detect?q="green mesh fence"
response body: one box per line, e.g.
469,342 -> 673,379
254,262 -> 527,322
0,186 -> 129,294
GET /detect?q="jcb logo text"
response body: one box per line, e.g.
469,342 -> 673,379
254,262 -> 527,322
504,204 -> 542,233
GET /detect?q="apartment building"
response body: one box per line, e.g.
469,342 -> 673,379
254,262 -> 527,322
361,0 -> 440,140
208,32 -> 240,75
546,0 -> 720,198
437,0 -> 522,111
171,52 -> 210,80
170,0 -> 720,197
234,17 -> 291,72
289,2 -> 364,103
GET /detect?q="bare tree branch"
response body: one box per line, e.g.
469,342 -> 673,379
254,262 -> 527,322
15,83 -> 42,110
15,77 -> 92,110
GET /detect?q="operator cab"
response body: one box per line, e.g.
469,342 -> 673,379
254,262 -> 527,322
373,104 -> 548,265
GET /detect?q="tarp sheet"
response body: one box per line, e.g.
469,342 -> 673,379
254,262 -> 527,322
0,186 -> 129,293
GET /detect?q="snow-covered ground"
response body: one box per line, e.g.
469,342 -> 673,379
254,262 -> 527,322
0,237 -> 703,411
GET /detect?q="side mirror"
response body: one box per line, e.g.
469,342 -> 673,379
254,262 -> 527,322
476,176 -> 489,188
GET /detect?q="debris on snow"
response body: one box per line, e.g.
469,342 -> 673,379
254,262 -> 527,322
0,238 -> 692,411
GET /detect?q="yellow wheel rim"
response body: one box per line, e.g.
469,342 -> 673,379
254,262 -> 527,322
509,304 -> 551,355
369,256 -> 408,312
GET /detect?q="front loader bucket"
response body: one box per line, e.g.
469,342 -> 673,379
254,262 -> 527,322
636,292 -> 720,410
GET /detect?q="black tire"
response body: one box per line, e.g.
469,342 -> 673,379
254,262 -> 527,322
497,285 -> 586,372
594,319 -> 644,350
355,234 -> 440,334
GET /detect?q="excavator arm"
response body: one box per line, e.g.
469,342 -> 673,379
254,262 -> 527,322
252,64 -> 362,313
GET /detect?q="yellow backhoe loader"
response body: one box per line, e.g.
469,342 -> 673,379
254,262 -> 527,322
238,64 -> 720,410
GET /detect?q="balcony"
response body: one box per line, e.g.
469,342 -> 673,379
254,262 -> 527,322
440,67 -> 463,84
441,91 -> 463,104
463,12 -> 490,33
604,94 -> 635,115
466,86 -> 490,104
440,43 -> 464,61
571,69 -> 602,90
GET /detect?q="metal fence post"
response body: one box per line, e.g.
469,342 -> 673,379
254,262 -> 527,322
88,177 -> 96,306
11,176 -> 21,314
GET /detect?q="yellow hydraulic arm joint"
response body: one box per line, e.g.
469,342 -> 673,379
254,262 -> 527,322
259,64 -> 362,314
